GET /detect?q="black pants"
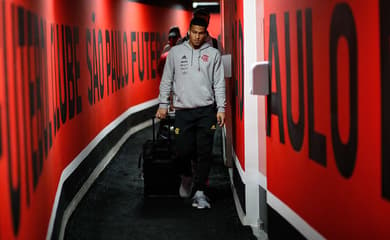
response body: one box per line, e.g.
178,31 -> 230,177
174,105 -> 217,191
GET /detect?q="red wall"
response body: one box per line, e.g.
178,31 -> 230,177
0,1 -> 191,239
221,0 -> 245,169
208,13 -> 221,41
265,0 -> 390,238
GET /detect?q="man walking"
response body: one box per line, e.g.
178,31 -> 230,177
156,17 -> 226,209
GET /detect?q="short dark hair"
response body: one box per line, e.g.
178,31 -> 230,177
190,17 -> 208,28
193,8 -> 210,18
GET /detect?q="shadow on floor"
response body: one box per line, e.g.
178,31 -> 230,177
65,125 -> 256,240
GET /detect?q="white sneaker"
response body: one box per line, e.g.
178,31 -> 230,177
179,176 -> 193,198
191,191 -> 211,209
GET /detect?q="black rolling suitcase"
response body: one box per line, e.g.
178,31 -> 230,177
139,115 -> 180,197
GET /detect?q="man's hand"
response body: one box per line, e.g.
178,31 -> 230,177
156,108 -> 168,119
216,112 -> 225,127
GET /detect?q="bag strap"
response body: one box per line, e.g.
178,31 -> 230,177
152,117 -> 156,142
212,38 -> 218,49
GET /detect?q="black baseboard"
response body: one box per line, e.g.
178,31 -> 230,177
50,105 -> 157,240
232,160 -> 246,214
268,205 -> 306,240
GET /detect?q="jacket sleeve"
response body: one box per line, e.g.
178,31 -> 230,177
158,50 -> 174,109
213,52 -> 226,112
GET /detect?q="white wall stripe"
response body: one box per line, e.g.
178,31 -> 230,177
244,0 -> 259,173
244,0 -> 260,228
46,99 -> 158,240
267,192 -> 326,240
58,120 -> 152,240
255,0 -> 268,200
246,169 -> 267,189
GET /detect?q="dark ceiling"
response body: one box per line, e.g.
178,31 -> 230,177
129,0 -> 220,12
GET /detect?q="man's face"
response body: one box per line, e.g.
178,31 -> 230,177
189,24 -> 207,49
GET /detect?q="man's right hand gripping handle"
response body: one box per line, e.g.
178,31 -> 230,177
156,108 -> 168,119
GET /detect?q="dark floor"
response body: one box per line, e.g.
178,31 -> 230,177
65,125 -> 256,240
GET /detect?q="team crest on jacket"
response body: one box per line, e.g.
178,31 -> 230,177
201,54 -> 209,62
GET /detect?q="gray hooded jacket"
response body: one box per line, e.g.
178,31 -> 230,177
158,41 -> 226,112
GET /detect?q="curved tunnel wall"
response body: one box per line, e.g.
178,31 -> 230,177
264,0 -> 389,239
221,0 -> 390,239
0,0 -> 191,239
